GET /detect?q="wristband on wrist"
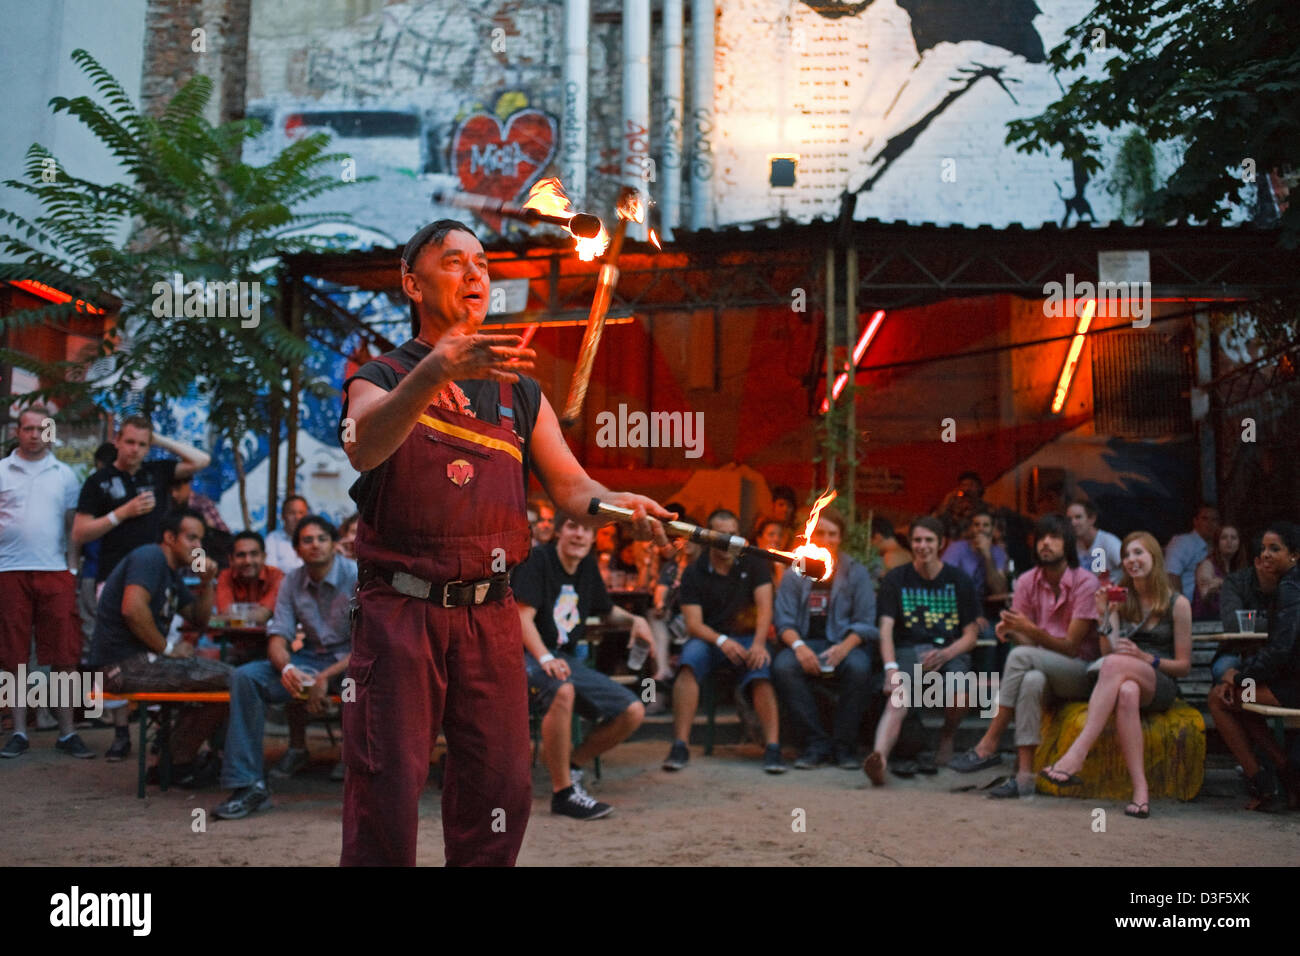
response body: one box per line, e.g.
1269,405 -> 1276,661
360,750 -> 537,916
716,635 -> 729,647
791,639 -> 806,650
538,653 -> 555,664
1150,654 -> 1161,672
281,663 -> 296,677
107,510 -> 120,528
883,661 -> 899,671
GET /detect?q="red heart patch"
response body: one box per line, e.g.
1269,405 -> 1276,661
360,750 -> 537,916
451,109 -> 558,234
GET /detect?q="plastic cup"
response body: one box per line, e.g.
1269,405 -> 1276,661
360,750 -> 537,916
627,638 -> 650,672
294,665 -> 319,700
1235,609 -> 1257,634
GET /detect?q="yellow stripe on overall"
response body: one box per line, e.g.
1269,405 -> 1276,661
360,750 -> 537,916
417,414 -> 522,464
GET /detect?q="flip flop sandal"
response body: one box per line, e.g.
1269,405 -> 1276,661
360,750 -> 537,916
1038,766 -> 1083,787
1124,802 -> 1150,818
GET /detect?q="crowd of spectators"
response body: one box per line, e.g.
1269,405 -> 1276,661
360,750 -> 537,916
3,412 -> 1298,823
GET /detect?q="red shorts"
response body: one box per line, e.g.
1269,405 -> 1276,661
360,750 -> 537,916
0,570 -> 81,673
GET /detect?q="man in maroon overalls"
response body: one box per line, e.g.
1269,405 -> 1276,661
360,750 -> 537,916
339,220 -> 671,866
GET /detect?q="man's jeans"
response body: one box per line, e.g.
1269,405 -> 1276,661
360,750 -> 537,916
221,650 -> 338,788
771,639 -> 872,756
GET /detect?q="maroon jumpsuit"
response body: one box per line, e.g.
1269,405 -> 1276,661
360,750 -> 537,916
341,357 -> 533,866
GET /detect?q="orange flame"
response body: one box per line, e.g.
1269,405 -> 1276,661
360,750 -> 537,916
574,222 -> 610,262
789,488 -> 838,580
649,228 -> 661,250
618,189 -> 646,223
522,177 -> 610,261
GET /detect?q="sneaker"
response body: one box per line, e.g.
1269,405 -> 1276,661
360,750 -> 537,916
763,744 -> 788,774
833,746 -> 861,770
551,786 -> 613,820
987,776 -> 1033,799
55,733 -> 95,759
105,735 -> 131,762
213,782 -> 272,820
793,748 -> 831,770
915,752 -> 938,775
662,740 -> 690,771
949,748 -> 1002,773
1,734 -> 30,758
269,747 -> 309,779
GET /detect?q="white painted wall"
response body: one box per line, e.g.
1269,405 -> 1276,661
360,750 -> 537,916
0,0 -> 148,246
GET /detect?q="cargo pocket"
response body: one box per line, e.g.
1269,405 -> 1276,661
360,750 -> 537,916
342,653 -> 382,774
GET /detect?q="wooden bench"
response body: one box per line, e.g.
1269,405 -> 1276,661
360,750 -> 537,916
91,691 -> 341,799
1241,702 -> 1300,747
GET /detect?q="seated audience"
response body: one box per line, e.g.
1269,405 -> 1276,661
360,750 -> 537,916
663,508 -> 785,774
86,509 -> 231,781
648,530 -> 701,687
949,514 -> 1100,797
213,531 -> 284,664
1209,521 -> 1300,811
755,518 -> 792,590
1164,504 -> 1220,598
1040,532 -> 1192,819
213,516 -> 356,820
264,495 -> 309,572
514,514 -> 652,820
336,513 -> 359,559
942,506 -> 1008,641
772,507 -> 878,769
1192,524 -> 1245,621
528,497 -> 556,548
870,516 -> 912,575
770,485 -> 799,535
1067,499 -> 1122,581
865,516 -> 980,784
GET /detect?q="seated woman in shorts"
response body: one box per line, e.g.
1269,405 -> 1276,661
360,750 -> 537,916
1209,521 -> 1300,811
1039,532 -> 1192,819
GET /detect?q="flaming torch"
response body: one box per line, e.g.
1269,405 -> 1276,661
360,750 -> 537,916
432,180 -> 606,246
587,498 -> 829,580
559,185 -> 645,428
769,488 -> 838,581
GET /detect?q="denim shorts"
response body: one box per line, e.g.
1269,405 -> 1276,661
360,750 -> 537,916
678,633 -> 772,693
525,653 -> 639,724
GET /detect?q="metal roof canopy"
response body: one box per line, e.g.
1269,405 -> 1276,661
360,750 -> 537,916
280,218 -> 1300,327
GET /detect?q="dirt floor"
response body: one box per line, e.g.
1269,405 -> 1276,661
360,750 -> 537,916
3,720 -> 1298,866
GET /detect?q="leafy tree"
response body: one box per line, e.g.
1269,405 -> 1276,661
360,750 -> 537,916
1005,0 -> 1300,246
1,49 -> 364,522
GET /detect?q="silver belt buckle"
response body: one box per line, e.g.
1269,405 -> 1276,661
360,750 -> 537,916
473,580 -> 491,605
390,570 -> 432,600
441,579 -> 463,608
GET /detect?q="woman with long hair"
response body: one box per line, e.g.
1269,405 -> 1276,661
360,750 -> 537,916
1039,532 -> 1192,818
1208,520 -> 1300,811
1192,524 -> 1245,620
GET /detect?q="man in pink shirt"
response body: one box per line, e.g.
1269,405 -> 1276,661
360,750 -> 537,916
949,514 -> 1100,797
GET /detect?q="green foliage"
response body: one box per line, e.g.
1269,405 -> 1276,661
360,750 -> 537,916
1109,129 -> 1157,222
0,48 -> 368,448
1005,0 -> 1300,246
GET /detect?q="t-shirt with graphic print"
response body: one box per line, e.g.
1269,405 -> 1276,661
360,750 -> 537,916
511,540 -> 612,654
88,543 -> 194,667
877,562 -> 979,648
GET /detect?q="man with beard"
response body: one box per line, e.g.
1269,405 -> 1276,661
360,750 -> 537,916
949,513 -> 1101,797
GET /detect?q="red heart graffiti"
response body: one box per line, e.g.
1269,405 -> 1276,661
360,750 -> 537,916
451,109 -> 557,234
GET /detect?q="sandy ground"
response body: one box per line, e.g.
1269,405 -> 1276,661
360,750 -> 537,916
3,721 -> 1298,866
